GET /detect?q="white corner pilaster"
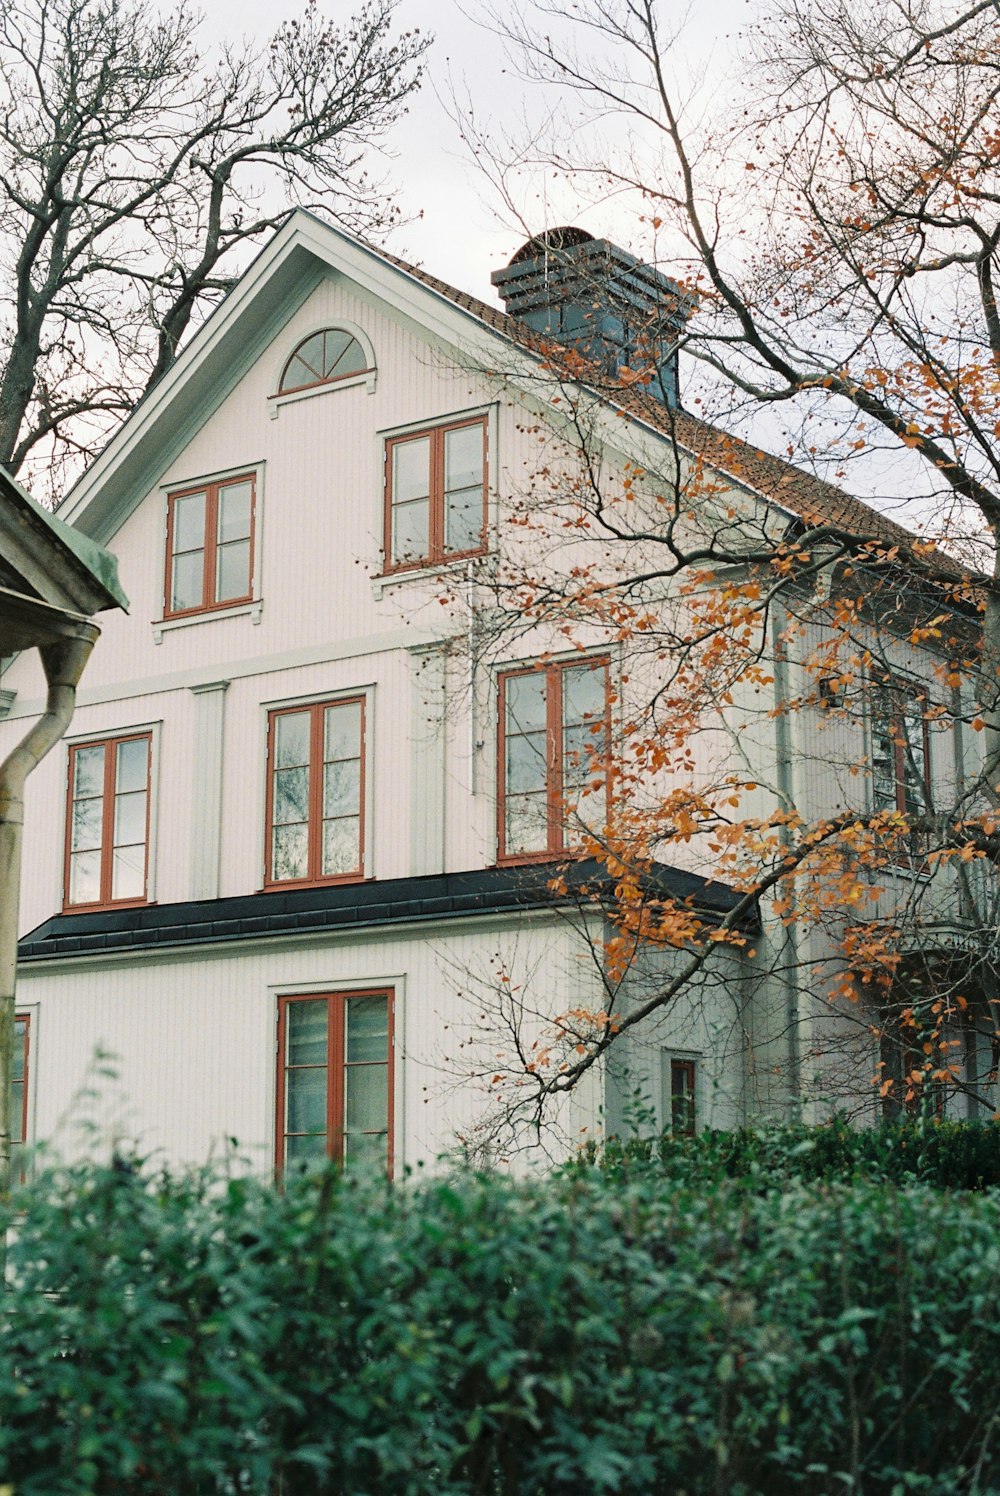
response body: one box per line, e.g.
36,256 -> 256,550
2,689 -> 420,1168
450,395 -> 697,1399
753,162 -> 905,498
189,679 -> 230,900
408,645 -> 447,876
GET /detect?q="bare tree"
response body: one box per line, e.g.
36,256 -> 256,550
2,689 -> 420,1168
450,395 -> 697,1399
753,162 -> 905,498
438,0 -> 1000,1144
0,0 -> 427,496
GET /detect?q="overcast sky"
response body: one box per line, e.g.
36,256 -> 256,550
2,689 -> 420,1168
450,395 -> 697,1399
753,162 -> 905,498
204,0 -> 747,304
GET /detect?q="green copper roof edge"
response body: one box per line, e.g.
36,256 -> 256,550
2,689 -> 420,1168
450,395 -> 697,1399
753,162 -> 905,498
0,465 -> 128,612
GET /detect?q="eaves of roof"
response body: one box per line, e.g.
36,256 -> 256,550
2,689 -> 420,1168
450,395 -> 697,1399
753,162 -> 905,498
18,860 -> 756,963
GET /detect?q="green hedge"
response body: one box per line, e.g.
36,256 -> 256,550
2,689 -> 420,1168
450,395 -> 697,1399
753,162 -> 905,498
0,1159 -> 999,1492
587,1116 -> 1000,1190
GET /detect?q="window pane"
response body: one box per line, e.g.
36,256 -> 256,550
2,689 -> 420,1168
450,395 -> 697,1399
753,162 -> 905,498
444,487 -> 484,554
287,1000 -> 328,1066
392,437 -> 431,503
274,766 -> 309,826
287,1066 -> 328,1135
116,739 -> 148,794
13,1021 -> 26,1085
505,793 -> 549,855
71,797 -> 103,854
324,331 -> 366,378
563,663 -> 607,726
9,1081 -> 23,1145
343,1131 -> 387,1172
113,789 -> 146,847
216,539 -> 251,602
285,1132 -> 329,1167
171,549 -> 204,612
274,712 -> 310,770
73,744 -> 105,799
69,849 -> 102,904
345,1063 -> 388,1133
506,729 -> 547,795
324,702 -> 362,762
272,823 -> 309,882
324,758 -> 360,818
322,816 -> 360,877
346,996 -> 388,1063
111,844 -> 145,901
505,673 -> 548,733
391,498 -> 429,564
217,482 -> 252,543
283,333 -> 325,388
172,492 -> 206,552
444,423 -> 483,492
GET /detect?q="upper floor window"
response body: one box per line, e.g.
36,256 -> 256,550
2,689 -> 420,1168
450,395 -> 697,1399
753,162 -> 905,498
165,474 -> 255,618
265,697 -> 366,888
276,990 -> 393,1175
65,733 -> 151,909
871,679 -> 931,817
384,415 -> 488,570
279,329 -> 371,395
498,657 -> 611,860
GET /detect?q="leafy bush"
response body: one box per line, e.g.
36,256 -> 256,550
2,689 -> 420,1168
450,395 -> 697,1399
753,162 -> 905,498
587,1116 -> 1000,1191
0,1158 -> 999,1492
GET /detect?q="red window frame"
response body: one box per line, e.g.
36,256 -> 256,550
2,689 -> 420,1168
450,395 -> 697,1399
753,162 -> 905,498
669,1057 -> 697,1136
264,697 -> 366,890
275,990 -> 394,1177
63,733 -> 152,911
11,1012 -> 29,1161
497,657 -> 612,862
383,414 -> 488,571
163,473 -> 256,619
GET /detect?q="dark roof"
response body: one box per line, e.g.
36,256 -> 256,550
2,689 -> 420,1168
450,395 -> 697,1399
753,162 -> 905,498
18,861 -> 755,962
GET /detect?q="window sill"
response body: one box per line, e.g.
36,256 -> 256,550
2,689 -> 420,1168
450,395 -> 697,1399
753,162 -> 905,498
262,873 -> 370,893
62,897 -> 153,915
153,599 -> 262,643
372,553 -> 486,600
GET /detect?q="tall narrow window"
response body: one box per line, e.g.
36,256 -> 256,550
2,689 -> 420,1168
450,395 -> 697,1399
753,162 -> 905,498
667,1056 -> 697,1136
384,415 -> 487,568
65,734 -> 151,908
276,991 -> 393,1174
498,658 -> 611,859
11,1014 -> 29,1159
265,698 -> 365,887
165,474 -> 255,617
871,680 -> 931,817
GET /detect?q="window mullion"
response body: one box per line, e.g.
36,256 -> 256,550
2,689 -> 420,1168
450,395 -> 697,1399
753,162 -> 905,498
100,739 -> 116,905
329,996 -> 345,1164
430,429 -> 444,560
548,667 -> 562,852
308,706 -> 323,883
202,483 -> 219,608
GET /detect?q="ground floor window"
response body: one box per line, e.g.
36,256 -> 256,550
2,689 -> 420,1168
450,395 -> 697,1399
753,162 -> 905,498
276,990 -> 393,1174
663,1052 -> 698,1136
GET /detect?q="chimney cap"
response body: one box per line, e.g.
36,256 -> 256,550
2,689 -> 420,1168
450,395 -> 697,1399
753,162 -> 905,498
507,227 -> 595,266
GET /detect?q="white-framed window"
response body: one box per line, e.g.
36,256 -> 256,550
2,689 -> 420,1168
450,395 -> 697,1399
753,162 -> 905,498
269,321 -> 377,417
661,1050 -> 700,1136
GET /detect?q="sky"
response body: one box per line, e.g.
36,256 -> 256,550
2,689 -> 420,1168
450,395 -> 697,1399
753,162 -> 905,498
202,0 -> 747,306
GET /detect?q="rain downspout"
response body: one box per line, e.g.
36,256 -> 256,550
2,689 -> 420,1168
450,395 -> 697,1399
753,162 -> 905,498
0,625 -> 98,1198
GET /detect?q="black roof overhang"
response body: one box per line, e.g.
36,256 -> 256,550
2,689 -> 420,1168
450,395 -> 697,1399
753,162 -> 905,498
18,861 -> 756,963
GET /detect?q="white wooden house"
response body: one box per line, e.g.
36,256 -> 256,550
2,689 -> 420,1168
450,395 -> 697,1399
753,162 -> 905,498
0,211 -> 987,1173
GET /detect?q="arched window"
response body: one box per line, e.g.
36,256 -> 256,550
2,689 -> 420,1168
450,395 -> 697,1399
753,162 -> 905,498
278,328 -> 371,395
